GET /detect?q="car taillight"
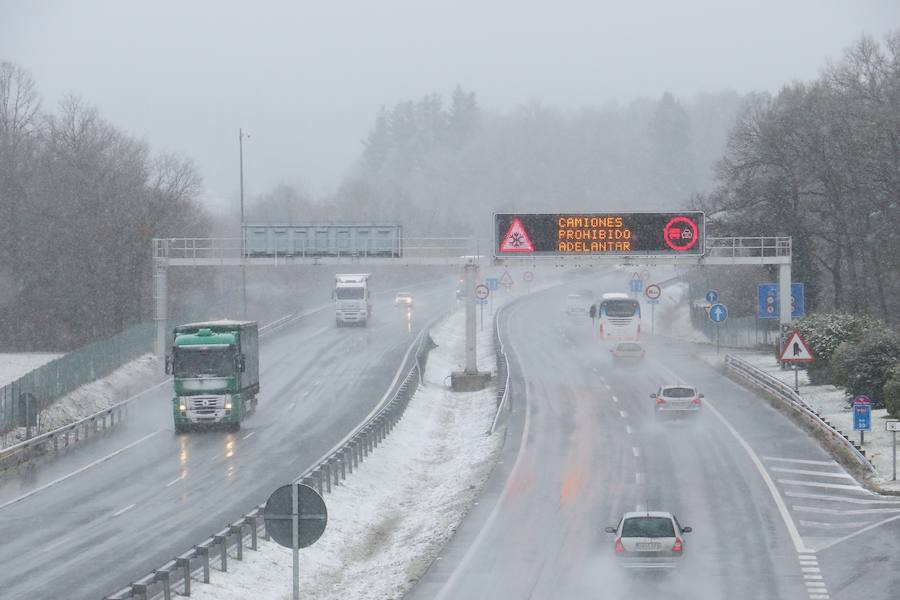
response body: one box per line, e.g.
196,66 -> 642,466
672,537 -> 683,553
615,538 -> 625,554
656,397 -> 666,404
692,397 -> 702,404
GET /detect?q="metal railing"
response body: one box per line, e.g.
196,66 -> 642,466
490,303 -> 511,434
104,314 -> 442,600
155,237 -> 480,263
704,236 -> 792,259
0,314 -> 315,470
724,354 -> 874,472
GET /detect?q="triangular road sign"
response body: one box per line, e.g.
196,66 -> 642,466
499,218 -> 535,253
780,331 -> 815,363
500,270 -> 514,287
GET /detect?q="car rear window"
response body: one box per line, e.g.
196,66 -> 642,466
621,517 -> 675,538
663,387 -> 696,398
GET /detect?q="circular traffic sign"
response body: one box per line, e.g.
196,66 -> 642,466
523,271 -> 534,282
264,483 -> 327,549
854,395 -> 871,404
708,303 -> 728,323
474,284 -> 490,300
645,284 -> 661,300
640,269 -> 651,282
663,216 -> 700,252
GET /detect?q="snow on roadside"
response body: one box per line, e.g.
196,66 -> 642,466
0,353 -> 62,387
190,307 -> 503,600
652,281 -> 709,344
2,354 -> 164,447
700,349 -> 900,492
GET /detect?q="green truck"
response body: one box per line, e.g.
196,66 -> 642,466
166,320 -> 260,432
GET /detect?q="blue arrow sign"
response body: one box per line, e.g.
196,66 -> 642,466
709,303 -> 728,323
705,290 -> 719,304
485,277 -> 499,291
757,283 -> 805,319
629,273 -> 643,293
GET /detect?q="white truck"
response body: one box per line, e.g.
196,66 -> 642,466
334,273 -> 371,326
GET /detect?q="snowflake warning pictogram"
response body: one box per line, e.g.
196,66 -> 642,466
499,218 -> 535,253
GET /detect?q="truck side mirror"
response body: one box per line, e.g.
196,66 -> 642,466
165,355 -> 172,375
240,354 -> 246,372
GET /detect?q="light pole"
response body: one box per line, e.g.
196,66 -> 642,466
239,128 -> 250,318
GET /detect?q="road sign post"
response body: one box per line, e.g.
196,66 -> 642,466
523,270 -> 533,294
778,331 -> 815,392
888,421 -> 900,480
853,395 -> 872,446
708,303 -> 727,354
264,483 -> 328,600
645,284 -> 661,335
475,284 -> 490,332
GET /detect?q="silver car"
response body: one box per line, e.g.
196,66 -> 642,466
651,384 -> 703,416
605,511 -> 692,570
610,341 -> 645,360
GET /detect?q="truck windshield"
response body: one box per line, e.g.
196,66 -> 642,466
174,347 -> 235,377
336,288 -> 365,299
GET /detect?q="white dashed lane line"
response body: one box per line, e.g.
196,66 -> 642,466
242,431 -> 255,440
112,503 -> 136,518
625,425 -> 633,434
165,477 -> 181,488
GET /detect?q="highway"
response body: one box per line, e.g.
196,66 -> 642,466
410,282 -> 900,600
0,279 -> 454,599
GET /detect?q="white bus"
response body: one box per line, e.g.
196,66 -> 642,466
598,293 -> 641,341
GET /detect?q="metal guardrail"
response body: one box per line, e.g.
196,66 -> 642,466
103,314 -> 443,600
490,304 -> 511,435
0,314 -> 308,470
724,354 -> 875,473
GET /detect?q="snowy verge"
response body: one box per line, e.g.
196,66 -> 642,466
1,354 -> 164,447
698,349 -> 900,493
651,281 -> 710,344
190,307 -> 503,600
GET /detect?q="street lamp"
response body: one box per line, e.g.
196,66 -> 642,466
239,128 -> 250,318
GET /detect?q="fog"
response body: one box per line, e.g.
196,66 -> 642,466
3,0 -> 898,209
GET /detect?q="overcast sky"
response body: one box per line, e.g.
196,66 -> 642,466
2,1 -> 898,212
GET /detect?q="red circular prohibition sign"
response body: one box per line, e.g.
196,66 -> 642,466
663,216 -> 699,252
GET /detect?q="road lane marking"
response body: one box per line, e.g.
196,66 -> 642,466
625,425 -> 633,434
242,431 -> 255,440
702,400 -> 811,553
793,505 -> 900,516
619,410 -> 627,418
801,567 -> 821,573
632,447 -> 640,458
612,396 -> 619,403
635,503 -> 646,512
786,491 -> 900,505
805,574 -> 823,579
289,402 -> 296,410
635,472 -> 643,484
764,456 -> 838,467
814,512 -> 900,552
771,467 -> 854,479
0,429 -> 163,512
798,554 -> 817,560
166,477 -> 181,488
778,479 -> 870,492
113,503 -> 136,517
798,520 -> 872,529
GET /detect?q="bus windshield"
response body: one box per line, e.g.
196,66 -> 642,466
601,300 -> 639,317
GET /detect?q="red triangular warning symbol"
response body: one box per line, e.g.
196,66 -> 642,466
779,331 -> 815,363
499,218 -> 535,253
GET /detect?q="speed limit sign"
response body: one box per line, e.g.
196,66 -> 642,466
645,284 -> 661,300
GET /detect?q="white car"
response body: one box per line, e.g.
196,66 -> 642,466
610,341 -> 645,360
394,292 -> 413,307
605,511 -> 692,570
651,384 -> 703,416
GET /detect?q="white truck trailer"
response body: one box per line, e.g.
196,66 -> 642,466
334,274 -> 371,326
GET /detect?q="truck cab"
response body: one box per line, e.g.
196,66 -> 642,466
334,273 -> 371,326
167,320 -> 259,432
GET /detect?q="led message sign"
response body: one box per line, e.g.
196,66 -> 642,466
494,212 -> 705,257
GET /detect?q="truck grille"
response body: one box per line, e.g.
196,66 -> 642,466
189,396 -> 224,415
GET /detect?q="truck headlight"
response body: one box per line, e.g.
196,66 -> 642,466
225,400 -> 232,411
179,402 -> 186,413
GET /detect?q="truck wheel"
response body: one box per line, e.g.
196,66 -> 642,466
229,421 -> 241,432
175,423 -> 189,433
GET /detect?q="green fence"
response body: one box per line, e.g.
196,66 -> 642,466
0,322 -> 155,434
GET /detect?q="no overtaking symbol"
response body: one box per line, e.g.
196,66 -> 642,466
474,284 -> 490,300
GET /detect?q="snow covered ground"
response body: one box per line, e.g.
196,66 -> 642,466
1,354 -> 164,447
698,349 -> 900,493
652,281 -> 709,344
0,353 -> 62,387
190,307 -> 503,600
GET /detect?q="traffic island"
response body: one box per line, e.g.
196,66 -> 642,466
450,370 -> 491,392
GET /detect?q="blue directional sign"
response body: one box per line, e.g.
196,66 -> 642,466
476,298 -> 489,305
705,290 -> 719,304
757,283 -> 805,319
853,396 -> 872,432
485,277 -> 499,291
629,273 -> 643,293
708,303 -> 728,323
